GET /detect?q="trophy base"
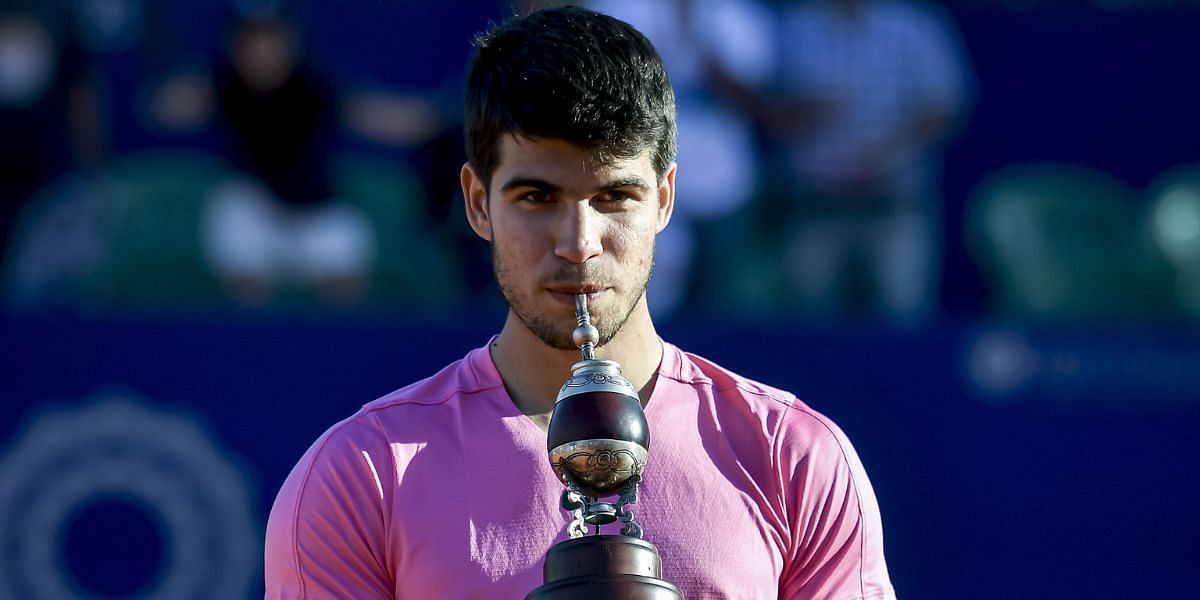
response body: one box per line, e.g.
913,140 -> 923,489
527,535 -> 683,600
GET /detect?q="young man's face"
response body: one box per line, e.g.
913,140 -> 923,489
463,135 -> 676,350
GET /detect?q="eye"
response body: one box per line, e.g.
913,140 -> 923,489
518,190 -> 553,204
598,190 -> 633,204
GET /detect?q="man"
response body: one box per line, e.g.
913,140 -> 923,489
204,16 -> 376,307
767,0 -> 971,324
265,7 -> 895,599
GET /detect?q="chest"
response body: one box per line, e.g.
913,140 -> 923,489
384,423 -> 786,599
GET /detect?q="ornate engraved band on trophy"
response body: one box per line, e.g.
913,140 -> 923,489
527,295 -> 683,599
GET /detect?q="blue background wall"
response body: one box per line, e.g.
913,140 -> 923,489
3,314 -> 1199,598
3,2 -> 1200,598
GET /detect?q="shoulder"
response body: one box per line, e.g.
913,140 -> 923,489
360,344 -> 504,413
267,410 -> 397,597
266,343 -> 509,596
661,342 -> 792,400
290,345 -> 502,483
661,342 -> 868,483
665,343 -> 841,431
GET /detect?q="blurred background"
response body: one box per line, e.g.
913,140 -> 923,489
1,0 -> 1198,597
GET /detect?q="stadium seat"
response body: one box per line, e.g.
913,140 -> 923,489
3,151 -> 232,309
331,153 -> 465,313
1146,163 -> 1200,316
91,151 -> 232,306
965,163 -> 1173,320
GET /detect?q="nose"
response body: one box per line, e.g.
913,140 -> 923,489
554,200 -> 603,264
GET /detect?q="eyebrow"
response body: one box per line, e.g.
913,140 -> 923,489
498,176 -> 652,194
499,178 -> 557,193
601,177 -> 653,193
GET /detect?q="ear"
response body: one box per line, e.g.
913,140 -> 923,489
461,162 -> 492,242
655,162 -> 677,233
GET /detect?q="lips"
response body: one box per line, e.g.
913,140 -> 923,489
546,285 -> 608,307
546,284 -> 606,295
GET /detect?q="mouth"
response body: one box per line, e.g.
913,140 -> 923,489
545,285 -> 609,308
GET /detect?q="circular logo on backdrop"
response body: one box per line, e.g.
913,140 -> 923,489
0,394 -> 259,599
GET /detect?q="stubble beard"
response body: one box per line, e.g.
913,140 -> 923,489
492,243 -> 654,352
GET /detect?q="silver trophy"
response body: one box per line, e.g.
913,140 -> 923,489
526,294 -> 683,599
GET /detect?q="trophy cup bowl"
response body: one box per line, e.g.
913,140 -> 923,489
547,364 -> 648,498
526,295 -> 683,600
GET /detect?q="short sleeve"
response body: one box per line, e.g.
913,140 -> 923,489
776,409 -> 895,600
265,417 -> 395,599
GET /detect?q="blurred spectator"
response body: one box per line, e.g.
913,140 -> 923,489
0,3 -> 99,262
764,0 -> 972,324
74,0 -> 218,154
587,0 -> 775,318
1147,165 -> 1200,319
204,15 -> 375,307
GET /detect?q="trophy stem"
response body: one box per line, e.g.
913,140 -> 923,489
560,471 -> 643,540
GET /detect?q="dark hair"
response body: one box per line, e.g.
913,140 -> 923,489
464,6 -> 677,188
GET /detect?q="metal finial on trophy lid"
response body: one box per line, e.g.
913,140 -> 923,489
573,294 -> 599,360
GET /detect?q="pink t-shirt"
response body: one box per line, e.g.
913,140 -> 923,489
265,340 -> 895,599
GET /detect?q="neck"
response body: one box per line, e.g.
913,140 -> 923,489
489,298 -> 662,429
